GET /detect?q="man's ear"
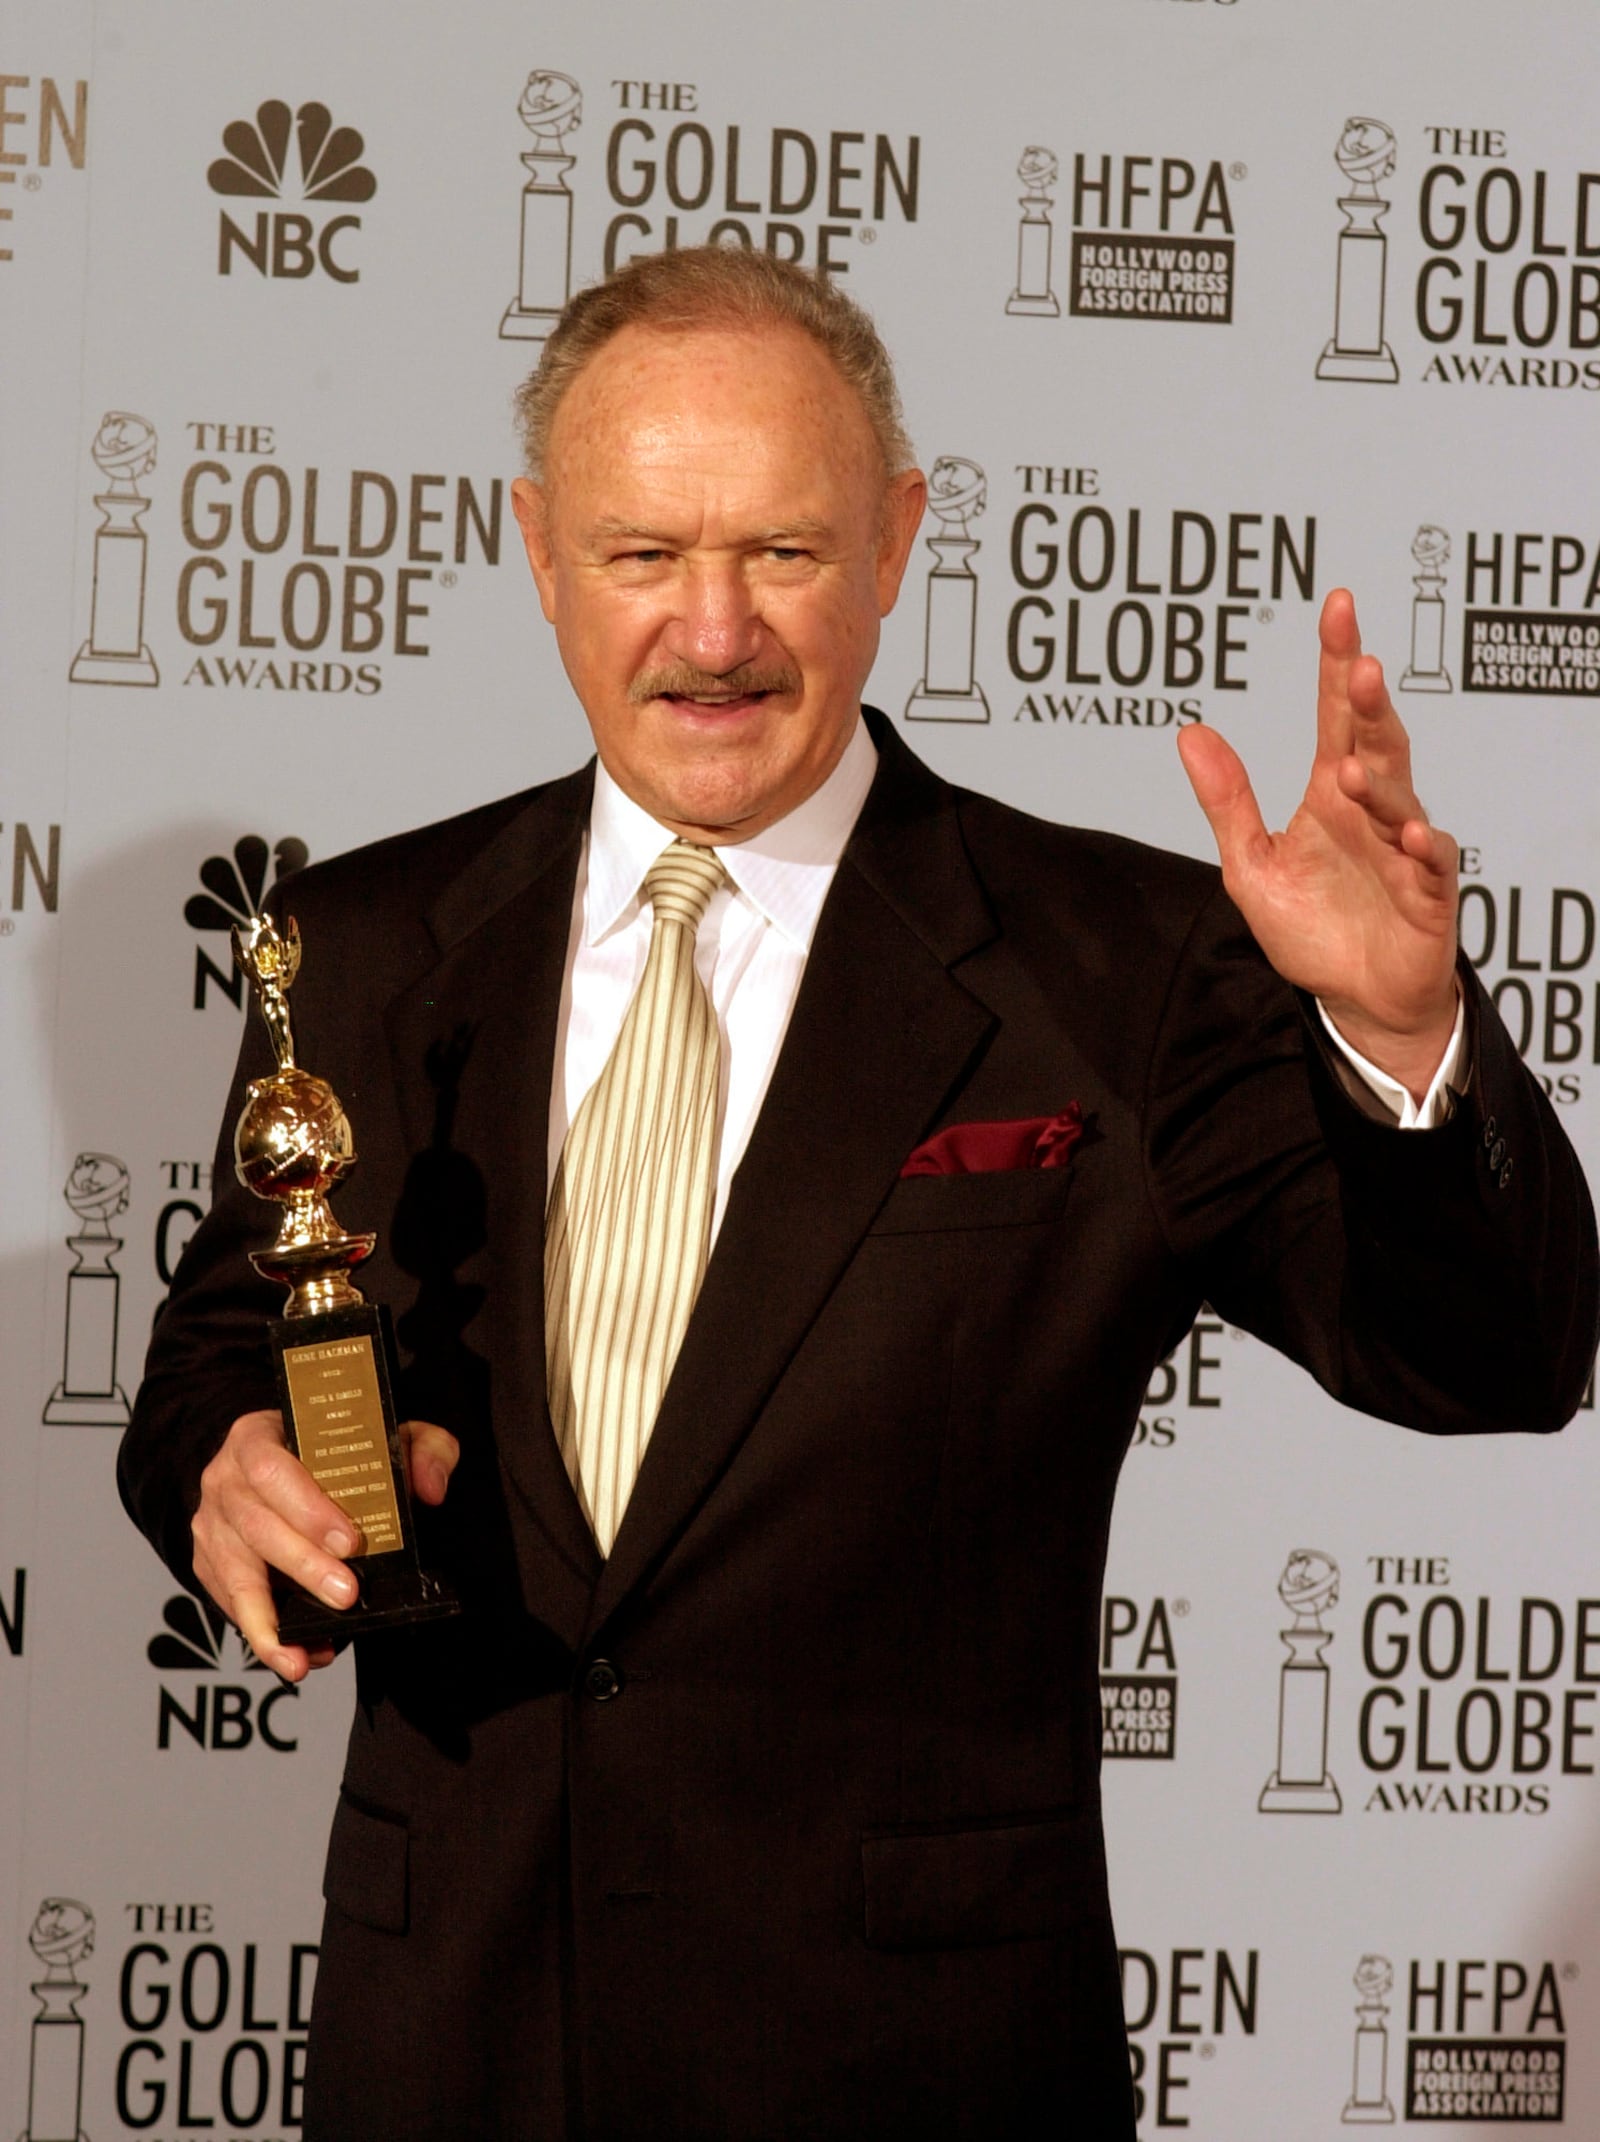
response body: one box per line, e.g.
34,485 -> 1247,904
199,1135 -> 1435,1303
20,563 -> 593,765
512,477 -> 558,622
876,467 -> 928,615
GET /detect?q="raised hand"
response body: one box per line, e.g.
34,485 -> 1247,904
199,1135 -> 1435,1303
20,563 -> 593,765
1176,588 -> 1461,1102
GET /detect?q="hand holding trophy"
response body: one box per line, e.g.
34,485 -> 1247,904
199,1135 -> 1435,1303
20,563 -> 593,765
232,909 -> 459,1644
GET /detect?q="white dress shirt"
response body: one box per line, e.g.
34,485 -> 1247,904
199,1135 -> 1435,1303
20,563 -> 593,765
548,716 -> 1465,1246
548,718 -> 879,1242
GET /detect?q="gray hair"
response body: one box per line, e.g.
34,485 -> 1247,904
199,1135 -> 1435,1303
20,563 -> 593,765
514,245 -> 916,484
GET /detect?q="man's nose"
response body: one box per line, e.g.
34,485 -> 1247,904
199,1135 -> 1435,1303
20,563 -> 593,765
661,560 -> 765,673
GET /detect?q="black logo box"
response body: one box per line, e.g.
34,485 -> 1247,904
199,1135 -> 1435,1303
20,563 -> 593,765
1069,233 -> 1234,324
1463,608 -> 1600,696
1405,2038 -> 1565,2122
1100,1674 -> 1177,1759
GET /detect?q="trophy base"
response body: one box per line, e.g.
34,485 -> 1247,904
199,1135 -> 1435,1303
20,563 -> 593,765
500,302 -> 561,343
1400,669 -> 1452,693
274,1560 -> 461,1650
905,685 -> 991,725
70,642 -> 160,686
1259,1772 -> 1343,1813
1316,341 -> 1399,384
1006,292 -> 1061,318
43,1382 -> 131,1427
1342,2100 -> 1396,2124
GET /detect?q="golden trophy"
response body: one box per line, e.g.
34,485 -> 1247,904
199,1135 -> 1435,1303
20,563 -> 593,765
233,909 -> 458,1644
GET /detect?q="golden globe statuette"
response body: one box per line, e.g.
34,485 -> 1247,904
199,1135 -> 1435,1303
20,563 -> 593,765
232,910 -> 458,1645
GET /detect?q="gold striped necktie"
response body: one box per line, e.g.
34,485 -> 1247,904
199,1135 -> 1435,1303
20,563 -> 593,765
544,839 -> 728,1554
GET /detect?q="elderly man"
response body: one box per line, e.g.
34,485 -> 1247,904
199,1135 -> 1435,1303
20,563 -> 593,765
122,247 -> 1597,2140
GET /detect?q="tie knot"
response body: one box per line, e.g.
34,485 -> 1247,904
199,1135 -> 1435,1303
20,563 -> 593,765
644,841 -> 727,932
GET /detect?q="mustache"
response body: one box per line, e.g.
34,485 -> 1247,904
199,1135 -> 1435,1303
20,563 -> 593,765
629,661 -> 802,704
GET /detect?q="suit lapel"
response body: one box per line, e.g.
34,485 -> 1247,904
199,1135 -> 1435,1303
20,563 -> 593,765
587,720 -> 998,1637
384,766 -> 601,1653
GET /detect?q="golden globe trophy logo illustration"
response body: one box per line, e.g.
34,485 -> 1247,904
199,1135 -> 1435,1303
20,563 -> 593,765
1259,1548 -> 1343,1812
904,457 -> 990,724
500,71 -> 583,344
20,1899 -> 94,2142
208,99 -> 376,281
42,1154 -> 131,1428
1399,525 -> 1453,693
1006,147 -> 1061,317
1343,1954 -> 1398,2124
1316,119 -> 1400,383
69,413 -> 159,687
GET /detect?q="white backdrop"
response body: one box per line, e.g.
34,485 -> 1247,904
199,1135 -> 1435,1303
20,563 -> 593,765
3,2 -> 1597,2134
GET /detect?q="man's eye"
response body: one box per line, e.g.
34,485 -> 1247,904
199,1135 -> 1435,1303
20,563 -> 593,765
767,546 -> 807,563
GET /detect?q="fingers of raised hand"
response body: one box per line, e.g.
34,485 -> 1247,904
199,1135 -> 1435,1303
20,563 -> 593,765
400,1419 -> 460,1506
1317,590 -> 1415,779
1345,646 -> 1417,777
1176,723 -> 1274,902
1315,588 -> 1362,749
1399,815 -> 1460,886
1318,586 -> 1362,663
1335,755 -> 1459,911
1334,752 -> 1422,835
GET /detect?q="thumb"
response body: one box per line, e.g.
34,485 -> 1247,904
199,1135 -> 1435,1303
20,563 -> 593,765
1176,723 -> 1269,882
401,1420 -> 460,1506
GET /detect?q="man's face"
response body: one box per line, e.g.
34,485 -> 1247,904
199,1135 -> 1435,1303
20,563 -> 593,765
512,321 -> 926,842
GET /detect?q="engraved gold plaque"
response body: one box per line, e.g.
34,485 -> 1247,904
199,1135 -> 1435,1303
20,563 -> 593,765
279,1334 -> 403,1556
232,908 -> 458,1645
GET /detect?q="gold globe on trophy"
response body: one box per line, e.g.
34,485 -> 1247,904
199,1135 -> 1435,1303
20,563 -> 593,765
233,909 -> 458,1643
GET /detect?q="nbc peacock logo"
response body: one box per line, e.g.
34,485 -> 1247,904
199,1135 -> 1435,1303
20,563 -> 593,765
208,99 -> 377,282
147,1594 -> 301,1753
184,832 -> 309,1012
147,1592 -> 268,1676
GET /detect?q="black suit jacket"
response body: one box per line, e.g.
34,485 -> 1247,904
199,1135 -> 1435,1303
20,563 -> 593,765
122,712 -> 1598,2141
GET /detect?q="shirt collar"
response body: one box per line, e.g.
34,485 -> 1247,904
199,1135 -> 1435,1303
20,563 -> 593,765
584,716 -> 878,953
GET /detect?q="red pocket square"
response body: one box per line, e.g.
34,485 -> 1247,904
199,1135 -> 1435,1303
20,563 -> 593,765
899,1104 -> 1084,1179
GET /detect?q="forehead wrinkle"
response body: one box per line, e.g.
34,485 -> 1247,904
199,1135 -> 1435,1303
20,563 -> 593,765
543,322 -> 886,548
587,512 -> 840,543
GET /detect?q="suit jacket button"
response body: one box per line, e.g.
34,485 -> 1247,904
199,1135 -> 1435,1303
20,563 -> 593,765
1499,1160 -> 1515,1190
1489,1137 -> 1507,1170
584,1659 -> 623,1703
1482,1115 -> 1498,1149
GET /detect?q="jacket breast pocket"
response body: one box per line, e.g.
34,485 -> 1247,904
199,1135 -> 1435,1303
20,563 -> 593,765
861,1806 -> 1102,1949
868,1166 -> 1076,1237
323,1790 -> 410,1935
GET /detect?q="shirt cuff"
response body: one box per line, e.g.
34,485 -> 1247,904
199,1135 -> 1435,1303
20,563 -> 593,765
1315,992 -> 1468,1130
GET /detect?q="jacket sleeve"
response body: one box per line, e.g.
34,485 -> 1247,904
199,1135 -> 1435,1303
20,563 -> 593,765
1143,879 -> 1599,1436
